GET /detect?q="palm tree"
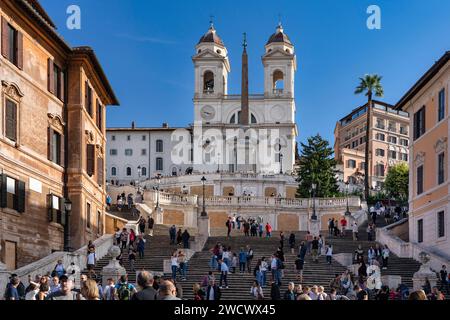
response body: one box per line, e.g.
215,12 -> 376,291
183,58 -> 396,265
355,74 -> 384,201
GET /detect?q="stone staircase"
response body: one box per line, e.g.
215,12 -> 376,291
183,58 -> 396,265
82,213 -> 428,300
173,232 -> 347,300
172,215 -> 422,300
82,234 -> 194,284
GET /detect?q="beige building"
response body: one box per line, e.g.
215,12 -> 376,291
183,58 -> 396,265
0,0 -> 118,269
396,51 -> 449,259
334,100 -> 410,191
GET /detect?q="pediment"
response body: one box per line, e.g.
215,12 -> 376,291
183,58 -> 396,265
193,49 -> 225,60
262,48 -> 293,59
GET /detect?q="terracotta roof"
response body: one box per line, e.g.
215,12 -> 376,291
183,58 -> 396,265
267,25 -> 292,45
198,26 -> 224,46
24,0 -> 56,28
72,47 -> 119,106
395,51 -> 450,110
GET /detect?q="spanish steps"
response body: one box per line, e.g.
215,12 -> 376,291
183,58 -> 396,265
84,211 -> 449,300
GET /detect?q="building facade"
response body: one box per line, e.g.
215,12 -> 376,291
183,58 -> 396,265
396,51 -> 449,259
334,100 -> 410,191
106,124 -> 193,184
0,0 -> 118,269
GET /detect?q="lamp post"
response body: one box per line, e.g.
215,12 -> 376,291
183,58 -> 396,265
201,176 -> 207,217
279,153 -> 283,174
63,198 -> 72,252
155,174 -> 161,209
311,183 -> 317,220
345,180 -> 351,216
137,166 -> 142,193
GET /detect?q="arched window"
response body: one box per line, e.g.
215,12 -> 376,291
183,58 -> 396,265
111,167 -> 117,176
156,140 -> 163,152
203,71 -> 214,93
141,167 -> 147,176
230,111 -> 257,124
273,70 -> 284,93
126,167 -> 132,176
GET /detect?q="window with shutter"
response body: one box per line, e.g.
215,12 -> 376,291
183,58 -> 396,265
16,31 -> 23,70
86,203 -> 91,229
15,180 -> 25,213
47,59 -> 54,93
96,99 -> 102,131
1,17 -> 9,59
97,157 -> 104,186
85,81 -> 92,116
86,144 -> 95,176
417,165 -> 424,195
0,175 -> 7,208
47,127 -> 53,161
5,99 -> 17,142
60,70 -> 65,102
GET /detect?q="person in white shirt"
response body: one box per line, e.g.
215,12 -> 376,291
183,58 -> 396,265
103,278 -> 116,300
86,248 -> 96,271
260,258 -> 268,287
325,245 -> 333,264
171,251 -> 179,280
381,246 -> 390,270
219,259 -> 229,288
250,280 -> 264,300
25,283 -> 39,300
352,222 -> 358,241
317,286 -> 328,300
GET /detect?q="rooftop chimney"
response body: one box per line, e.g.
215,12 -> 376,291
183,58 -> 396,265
131,121 -> 135,129
162,123 -> 169,128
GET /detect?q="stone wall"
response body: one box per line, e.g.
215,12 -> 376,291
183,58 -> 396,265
277,213 -> 299,232
162,209 -> 185,226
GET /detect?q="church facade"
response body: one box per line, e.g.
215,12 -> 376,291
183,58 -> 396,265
106,23 -> 298,184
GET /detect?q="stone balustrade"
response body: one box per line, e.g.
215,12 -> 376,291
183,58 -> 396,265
202,196 -> 361,209
376,224 -> 450,273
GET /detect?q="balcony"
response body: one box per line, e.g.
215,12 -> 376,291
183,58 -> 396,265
273,89 -> 284,96
388,127 -> 397,133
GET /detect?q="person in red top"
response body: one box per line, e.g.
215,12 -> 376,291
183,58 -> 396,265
340,217 -> 347,237
265,223 -> 272,238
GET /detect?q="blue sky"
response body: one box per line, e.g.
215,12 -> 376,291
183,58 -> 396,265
41,0 -> 450,145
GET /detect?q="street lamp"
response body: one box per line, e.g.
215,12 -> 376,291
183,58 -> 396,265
137,166 -> 142,192
63,198 -> 72,252
155,174 -> 161,209
279,153 -> 283,174
345,180 -> 351,216
201,176 -> 207,217
311,183 -> 317,220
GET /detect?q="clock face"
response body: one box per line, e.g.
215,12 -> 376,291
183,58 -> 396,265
270,105 -> 285,121
200,105 -> 215,120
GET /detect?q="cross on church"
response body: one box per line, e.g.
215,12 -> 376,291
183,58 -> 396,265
243,32 -> 247,48
209,15 -> 214,28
